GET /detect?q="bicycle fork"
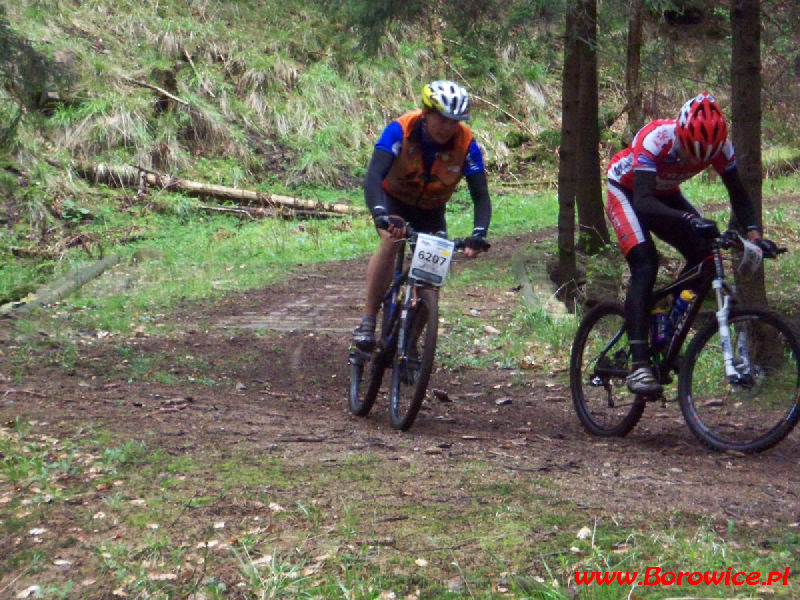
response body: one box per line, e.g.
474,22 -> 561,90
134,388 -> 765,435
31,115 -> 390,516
712,278 -> 751,384
395,281 -> 417,360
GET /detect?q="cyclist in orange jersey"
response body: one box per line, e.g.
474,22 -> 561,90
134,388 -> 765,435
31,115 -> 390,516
353,80 -> 492,351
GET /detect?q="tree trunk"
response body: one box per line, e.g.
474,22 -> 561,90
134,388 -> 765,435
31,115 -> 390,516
625,0 -> 645,139
556,3 -> 580,289
731,0 -> 766,304
574,0 -> 610,254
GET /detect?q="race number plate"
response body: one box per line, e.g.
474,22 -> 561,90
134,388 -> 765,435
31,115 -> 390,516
409,234 -> 456,286
737,236 -> 764,279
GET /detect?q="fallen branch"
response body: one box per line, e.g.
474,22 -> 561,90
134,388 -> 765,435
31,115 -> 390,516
121,77 -> 190,107
76,163 -> 361,216
197,204 -> 273,219
1,253 -> 121,316
197,203 -> 339,220
497,179 -> 557,188
183,49 -> 215,98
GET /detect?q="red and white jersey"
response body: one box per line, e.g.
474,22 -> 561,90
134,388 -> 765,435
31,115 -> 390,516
606,119 -> 737,195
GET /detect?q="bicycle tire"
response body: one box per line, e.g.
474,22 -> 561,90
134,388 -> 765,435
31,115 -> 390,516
570,302 -> 645,437
389,286 -> 438,430
678,306 -> 800,453
349,299 -> 395,417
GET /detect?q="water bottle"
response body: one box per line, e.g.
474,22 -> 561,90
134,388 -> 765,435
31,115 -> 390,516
651,308 -> 671,347
669,289 -> 696,331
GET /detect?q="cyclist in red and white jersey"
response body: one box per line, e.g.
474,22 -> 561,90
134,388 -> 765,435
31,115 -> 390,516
605,91 -> 777,395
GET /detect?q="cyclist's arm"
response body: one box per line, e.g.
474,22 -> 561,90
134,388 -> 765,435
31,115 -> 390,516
466,171 -> 491,237
721,167 -> 760,235
463,140 -> 491,237
632,169 -> 692,227
363,148 -> 394,218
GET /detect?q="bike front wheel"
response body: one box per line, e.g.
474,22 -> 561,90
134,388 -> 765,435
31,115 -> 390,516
349,301 -> 394,417
679,307 -> 800,453
570,302 -> 645,436
349,349 -> 387,417
389,287 -> 438,430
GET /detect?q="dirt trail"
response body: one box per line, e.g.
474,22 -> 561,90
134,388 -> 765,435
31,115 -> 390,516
2,230 -> 799,535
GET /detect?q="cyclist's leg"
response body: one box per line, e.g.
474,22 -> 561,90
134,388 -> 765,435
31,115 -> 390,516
624,244 -> 662,394
354,232 -> 396,350
364,231 -> 399,315
355,197 -> 411,349
606,181 -> 661,394
647,192 -> 712,282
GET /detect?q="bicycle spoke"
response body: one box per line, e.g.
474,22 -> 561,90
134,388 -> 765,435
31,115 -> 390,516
570,303 -> 645,436
390,288 -> 438,430
680,308 -> 800,452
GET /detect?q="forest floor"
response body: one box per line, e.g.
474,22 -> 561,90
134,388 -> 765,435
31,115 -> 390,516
1,228 -> 799,598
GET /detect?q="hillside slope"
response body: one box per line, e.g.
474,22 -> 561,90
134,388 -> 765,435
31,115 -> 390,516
1,1 -> 799,304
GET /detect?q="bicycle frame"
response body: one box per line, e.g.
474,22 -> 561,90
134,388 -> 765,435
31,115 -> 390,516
649,263 -> 710,380
650,233 -> 746,385
591,234 -> 743,386
379,233 -> 439,363
379,237 -> 410,358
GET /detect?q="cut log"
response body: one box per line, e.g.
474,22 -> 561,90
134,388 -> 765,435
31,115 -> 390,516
196,204 -> 339,220
1,253 -> 121,316
76,164 -> 361,216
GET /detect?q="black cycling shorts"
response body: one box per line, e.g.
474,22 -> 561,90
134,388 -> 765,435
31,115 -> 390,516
381,194 -> 447,236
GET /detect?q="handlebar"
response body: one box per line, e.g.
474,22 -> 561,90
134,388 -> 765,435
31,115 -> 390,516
718,230 -> 786,258
376,216 -> 490,252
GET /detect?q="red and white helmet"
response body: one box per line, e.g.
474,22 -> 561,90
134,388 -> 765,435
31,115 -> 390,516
675,92 -> 728,162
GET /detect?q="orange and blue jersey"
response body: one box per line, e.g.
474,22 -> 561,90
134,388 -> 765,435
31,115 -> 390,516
377,110 -> 486,209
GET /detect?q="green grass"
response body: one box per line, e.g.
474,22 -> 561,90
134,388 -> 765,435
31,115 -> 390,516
7,175 -> 800,383
0,183 -> 559,339
2,417 -> 798,599
2,2 -> 800,597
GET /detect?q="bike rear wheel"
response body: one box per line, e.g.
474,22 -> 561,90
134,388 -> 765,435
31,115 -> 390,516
389,287 -> 438,430
679,306 -> 800,453
570,302 -> 645,436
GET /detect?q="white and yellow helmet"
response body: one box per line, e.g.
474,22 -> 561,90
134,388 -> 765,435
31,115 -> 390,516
422,80 -> 470,121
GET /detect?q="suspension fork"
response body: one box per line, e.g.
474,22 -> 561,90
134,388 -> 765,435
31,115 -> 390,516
710,245 -> 741,381
395,280 -> 417,362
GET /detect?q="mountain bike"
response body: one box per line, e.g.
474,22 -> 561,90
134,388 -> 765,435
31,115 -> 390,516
349,224 -> 489,430
570,228 -> 799,453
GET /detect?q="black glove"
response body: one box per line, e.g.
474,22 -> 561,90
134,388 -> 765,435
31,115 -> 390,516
685,215 -> 720,239
753,237 -> 780,258
373,214 -> 391,230
464,235 -> 491,251
373,214 -> 405,231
